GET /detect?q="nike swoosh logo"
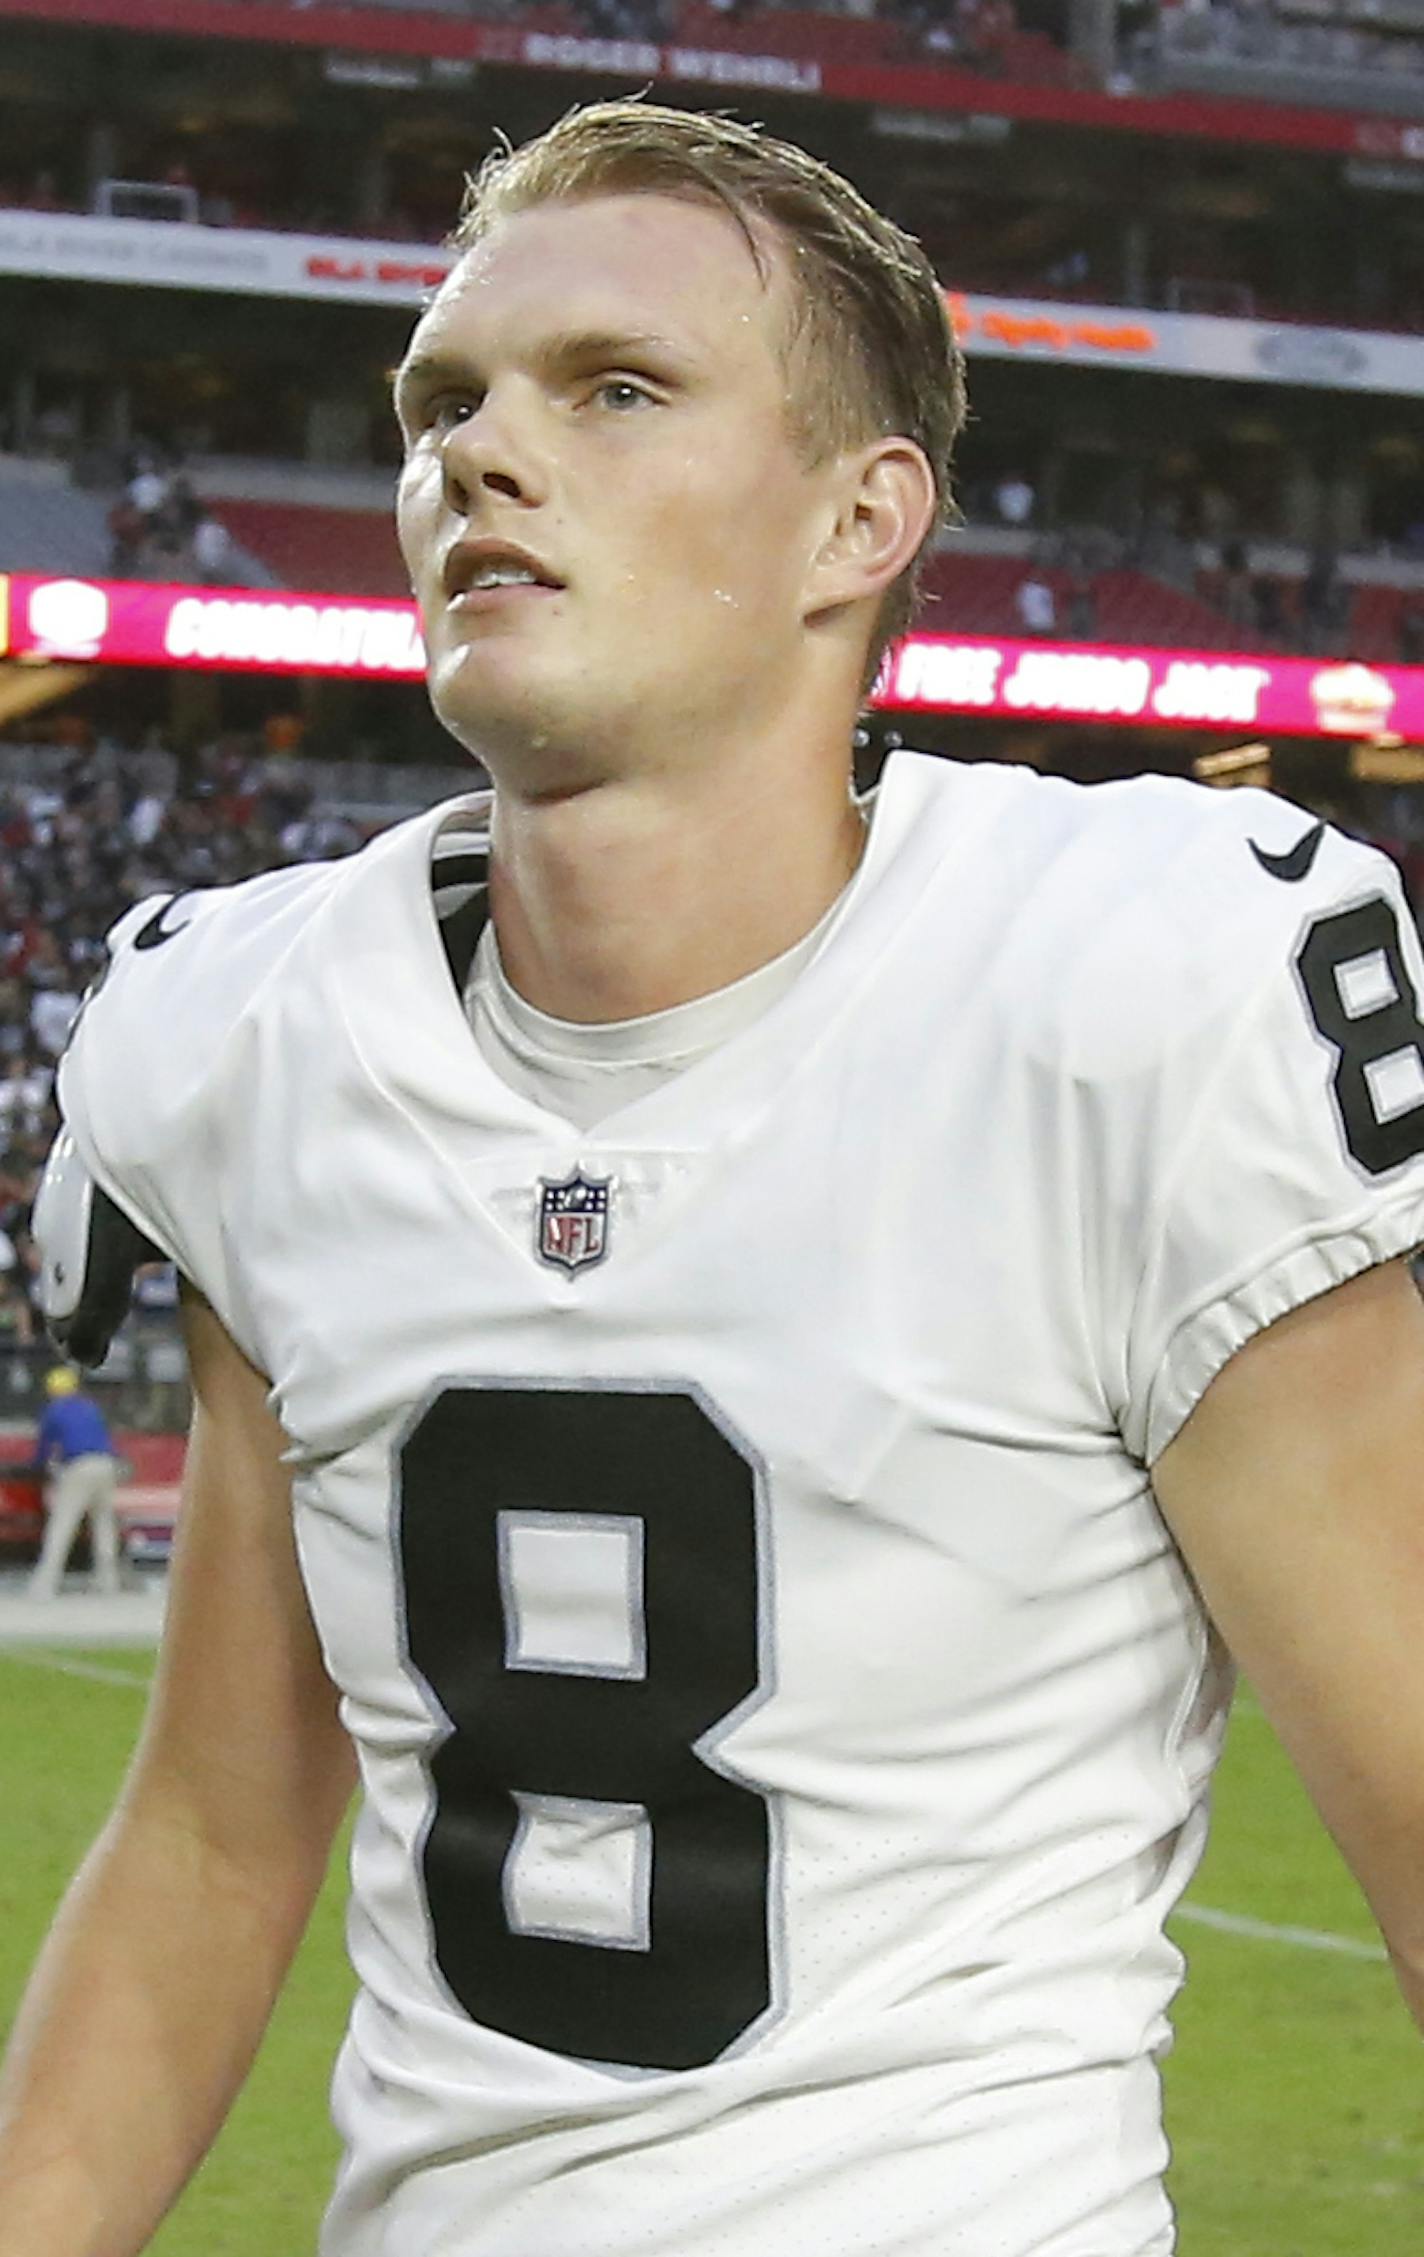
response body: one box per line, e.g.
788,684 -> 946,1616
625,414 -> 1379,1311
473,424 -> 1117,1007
1249,820 -> 1326,883
132,893 -> 193,950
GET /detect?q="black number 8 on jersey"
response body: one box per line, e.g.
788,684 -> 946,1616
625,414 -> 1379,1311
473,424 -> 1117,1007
1298,895 -> 1424,1175
398,1384 -> 773,2072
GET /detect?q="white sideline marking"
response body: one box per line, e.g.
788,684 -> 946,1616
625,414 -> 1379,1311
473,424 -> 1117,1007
1,1648 -> 152,1690
1176,1902 -> 1387,1962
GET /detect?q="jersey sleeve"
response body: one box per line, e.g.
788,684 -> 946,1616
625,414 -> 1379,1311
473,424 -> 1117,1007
54,862 -> 337,1366
1108,807 -> 1424,1466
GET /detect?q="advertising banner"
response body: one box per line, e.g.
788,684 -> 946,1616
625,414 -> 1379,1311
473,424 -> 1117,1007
0,575 -> 426,677
2,210 -> 1422,397
0,209 -> 452,307
5,575 -> 1424,739
882,633 -> 1424,738
5,0 -> 1424,162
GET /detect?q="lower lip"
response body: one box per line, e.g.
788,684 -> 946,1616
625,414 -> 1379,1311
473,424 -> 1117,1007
447,584 -> 562,614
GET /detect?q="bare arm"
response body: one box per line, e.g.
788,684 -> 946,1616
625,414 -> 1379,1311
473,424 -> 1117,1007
0,1294 -> 356,2256
1154,1255 -> 1424,2030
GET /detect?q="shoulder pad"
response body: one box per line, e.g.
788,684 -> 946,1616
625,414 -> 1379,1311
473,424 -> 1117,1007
31,1129 -> 166,1367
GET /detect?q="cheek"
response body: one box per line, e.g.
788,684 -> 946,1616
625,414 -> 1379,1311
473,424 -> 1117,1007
637,456 -> 811,611
395,458 -> 440,569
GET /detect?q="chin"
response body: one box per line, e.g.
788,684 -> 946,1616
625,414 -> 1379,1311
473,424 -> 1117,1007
427,665 -> 599,787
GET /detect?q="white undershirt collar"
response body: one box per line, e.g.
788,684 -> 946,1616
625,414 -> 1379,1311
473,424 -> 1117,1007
465,886 -> 849,1130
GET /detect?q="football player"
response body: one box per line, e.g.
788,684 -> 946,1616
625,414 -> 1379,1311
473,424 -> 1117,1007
3,101 -> 1424,2257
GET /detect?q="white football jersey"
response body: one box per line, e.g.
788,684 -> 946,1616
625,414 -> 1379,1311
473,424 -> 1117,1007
54,752 -> 1424,2257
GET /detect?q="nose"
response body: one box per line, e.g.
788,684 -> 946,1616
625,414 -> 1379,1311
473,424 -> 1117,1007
440,397 -> 545,516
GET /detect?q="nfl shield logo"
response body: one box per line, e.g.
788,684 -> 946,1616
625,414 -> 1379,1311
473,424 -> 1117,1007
536,1169 -> 613,1274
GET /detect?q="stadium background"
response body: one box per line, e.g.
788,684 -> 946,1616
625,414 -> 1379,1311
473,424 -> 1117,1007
1,0 -> 1422,2244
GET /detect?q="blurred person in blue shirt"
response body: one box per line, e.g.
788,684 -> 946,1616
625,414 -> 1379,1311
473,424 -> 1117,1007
29,1366 -> 122,1601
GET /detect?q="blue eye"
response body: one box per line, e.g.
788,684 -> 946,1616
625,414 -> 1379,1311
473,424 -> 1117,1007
595,380 -> 654,412
429,395 -> 476,431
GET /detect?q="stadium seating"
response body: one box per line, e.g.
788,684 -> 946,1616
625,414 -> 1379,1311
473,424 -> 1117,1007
917,551 -> 1244,649
0,460 -> 114,580
207,501 -> 407,599
1349,585 -> 1417,664
674,4 -> 910,65
122,507 -> 1260,651
1192,570 -> 1424,661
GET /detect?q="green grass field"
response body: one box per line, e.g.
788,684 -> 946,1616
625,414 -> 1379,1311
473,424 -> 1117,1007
1,1648 -> 1419,2254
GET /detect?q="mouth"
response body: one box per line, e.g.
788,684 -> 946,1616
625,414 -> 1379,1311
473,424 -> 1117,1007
448,582 -> 561,616
442,541 -> 566,610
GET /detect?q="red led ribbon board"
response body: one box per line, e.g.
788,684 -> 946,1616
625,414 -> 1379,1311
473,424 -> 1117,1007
1,575 -> 426,678
881,634 -> 1424,739
4,575 -> 1423,739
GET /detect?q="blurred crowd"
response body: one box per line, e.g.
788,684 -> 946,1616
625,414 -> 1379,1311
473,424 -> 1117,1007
0,0 -> 1063,79
0,733 -> 366,1343
106,449 -> 243,586
964,472 -> 1424,664
1150,0 -> 1424,87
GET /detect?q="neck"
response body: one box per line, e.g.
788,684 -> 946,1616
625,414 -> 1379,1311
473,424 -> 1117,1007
486,735 -> 866,1024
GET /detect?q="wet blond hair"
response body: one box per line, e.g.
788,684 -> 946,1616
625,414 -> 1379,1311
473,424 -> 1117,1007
449,101 -> 966,691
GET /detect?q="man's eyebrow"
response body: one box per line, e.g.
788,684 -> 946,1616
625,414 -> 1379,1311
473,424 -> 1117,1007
537,328 -> 692,369
392,329 -> 695,407
390,352 -> 462,410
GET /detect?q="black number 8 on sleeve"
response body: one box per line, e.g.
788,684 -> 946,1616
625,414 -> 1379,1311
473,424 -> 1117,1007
397,1384 -> 773,2072
1297,894 -> 1424,1175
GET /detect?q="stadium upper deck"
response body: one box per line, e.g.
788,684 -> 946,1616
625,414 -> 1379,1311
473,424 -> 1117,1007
5,0 -> 1424,140
1,0 -> 1421,721
4,0 -> 1423,336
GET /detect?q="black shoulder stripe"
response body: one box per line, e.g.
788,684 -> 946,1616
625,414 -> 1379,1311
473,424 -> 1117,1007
432,833 -> 491,991
432,851 -> 490,892
57,1190 -> 166,1369
439,889 -> 490,995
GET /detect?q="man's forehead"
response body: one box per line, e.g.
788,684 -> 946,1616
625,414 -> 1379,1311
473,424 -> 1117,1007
410,193 -> 783,363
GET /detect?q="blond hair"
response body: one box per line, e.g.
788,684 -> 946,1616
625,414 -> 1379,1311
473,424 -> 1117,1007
450,101 -> 966,690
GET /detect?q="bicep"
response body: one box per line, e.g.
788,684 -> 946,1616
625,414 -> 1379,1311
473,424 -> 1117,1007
123,1290 -> 355,1879
1154,1256 -> 1424,1962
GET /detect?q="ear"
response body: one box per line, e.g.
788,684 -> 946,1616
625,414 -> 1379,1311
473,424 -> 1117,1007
803,438 -> 938,624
